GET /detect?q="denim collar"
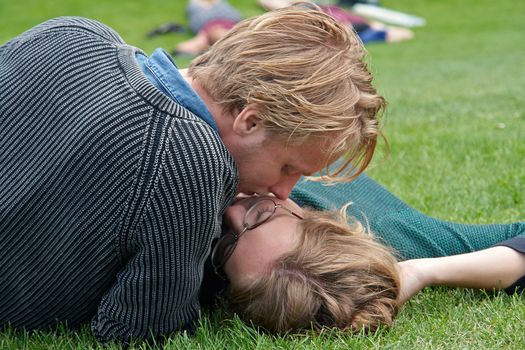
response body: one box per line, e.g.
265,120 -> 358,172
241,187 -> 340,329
135,48 -> 218,132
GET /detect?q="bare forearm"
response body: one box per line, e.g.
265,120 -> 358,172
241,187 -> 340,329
397,246 -> 525,305
415,246 -> 525,290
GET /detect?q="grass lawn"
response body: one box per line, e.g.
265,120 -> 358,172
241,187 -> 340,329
1,0 -> 524,348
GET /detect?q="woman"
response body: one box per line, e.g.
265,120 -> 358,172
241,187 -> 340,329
202,172 -> 525,333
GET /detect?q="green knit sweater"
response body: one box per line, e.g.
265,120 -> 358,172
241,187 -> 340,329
290,174 -> 525,260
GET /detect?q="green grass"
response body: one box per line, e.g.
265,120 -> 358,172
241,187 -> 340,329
1,0 -> 524,348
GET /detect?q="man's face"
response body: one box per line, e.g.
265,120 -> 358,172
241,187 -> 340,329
232,135 -> 329,199
219,104 -> 333,199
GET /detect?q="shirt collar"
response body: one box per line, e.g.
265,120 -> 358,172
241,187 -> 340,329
136,48 -> 218,131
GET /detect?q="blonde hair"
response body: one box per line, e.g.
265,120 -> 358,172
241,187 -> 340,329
225,208 -> 399,333
189,5 -> 386,182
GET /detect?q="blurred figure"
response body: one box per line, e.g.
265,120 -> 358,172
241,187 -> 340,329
168,0 -> 412,58
259,0 -> 414,44
173,0 -> 242,56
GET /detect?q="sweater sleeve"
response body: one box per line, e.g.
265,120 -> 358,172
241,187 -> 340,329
373,210 -> 525,260
91,118 -> 238,343
291,173 -> 525,260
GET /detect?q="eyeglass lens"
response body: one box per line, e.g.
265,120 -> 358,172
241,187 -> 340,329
244,198 -> 276,229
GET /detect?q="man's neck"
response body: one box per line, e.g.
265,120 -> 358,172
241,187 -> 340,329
179,68 -> 232,137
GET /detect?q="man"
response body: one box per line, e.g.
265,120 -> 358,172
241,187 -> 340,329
0,5 -> 384,344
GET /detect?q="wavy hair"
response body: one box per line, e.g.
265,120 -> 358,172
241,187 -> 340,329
189,5 -> 386,182
225,207 -> 399,333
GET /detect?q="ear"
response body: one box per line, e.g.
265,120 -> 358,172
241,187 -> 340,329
232,104 -> 264,136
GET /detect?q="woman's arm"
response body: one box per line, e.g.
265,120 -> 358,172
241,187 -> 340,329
397,246 -> 525,305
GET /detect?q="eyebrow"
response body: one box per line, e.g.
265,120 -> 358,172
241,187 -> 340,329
293,163 -> 319,177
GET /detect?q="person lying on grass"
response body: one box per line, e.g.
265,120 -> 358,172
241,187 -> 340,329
202,172 -> 525,332
258,0 -> 414,45
172,0 -> 242,57
170,0 -> 413,58
0,5 -> 384,344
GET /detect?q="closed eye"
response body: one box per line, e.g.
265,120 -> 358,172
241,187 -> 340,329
282,164 -> 293,175
283,164 -> 314,177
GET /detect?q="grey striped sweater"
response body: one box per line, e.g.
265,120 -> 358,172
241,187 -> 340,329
0,17 -> 239,343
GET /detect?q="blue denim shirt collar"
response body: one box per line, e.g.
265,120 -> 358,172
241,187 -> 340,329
135,48 -> 218,132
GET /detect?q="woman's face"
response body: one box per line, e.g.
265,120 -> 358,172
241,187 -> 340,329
222,196 -> 304,285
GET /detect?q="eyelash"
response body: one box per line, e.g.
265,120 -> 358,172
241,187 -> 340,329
254,208 -> 272,220
256,207 -> 271,215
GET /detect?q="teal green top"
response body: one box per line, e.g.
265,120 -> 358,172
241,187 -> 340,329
291,174 -> 525,260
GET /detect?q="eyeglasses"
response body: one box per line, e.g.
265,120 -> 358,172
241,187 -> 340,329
211,197 -> 303,280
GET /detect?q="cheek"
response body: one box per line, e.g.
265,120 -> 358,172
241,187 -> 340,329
225,231 -> 275,280
234,234 -> 266,268
245,166 -> 280,189
251,155 -> 281,180
261,165 -> 283,185
241,161 -> 267,182
223,236 -> 263,283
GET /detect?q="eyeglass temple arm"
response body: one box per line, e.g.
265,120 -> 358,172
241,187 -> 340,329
276,204 -> 304,220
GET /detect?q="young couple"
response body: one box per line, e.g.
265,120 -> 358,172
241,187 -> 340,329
0,4 -> 523,345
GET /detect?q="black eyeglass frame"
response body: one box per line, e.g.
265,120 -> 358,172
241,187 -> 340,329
211,197 -> 303,280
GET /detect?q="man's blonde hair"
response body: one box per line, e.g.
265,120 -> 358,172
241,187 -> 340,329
189,5 -> 385,181
225,208 -> 400,333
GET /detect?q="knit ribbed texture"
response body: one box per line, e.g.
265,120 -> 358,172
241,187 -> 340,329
0,17 -> 238,343
291,174 -> 525,260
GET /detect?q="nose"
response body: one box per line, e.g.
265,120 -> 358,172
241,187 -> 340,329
268,174 -> 302,200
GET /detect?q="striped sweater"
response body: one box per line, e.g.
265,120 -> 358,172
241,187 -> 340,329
0,17 -> 239,343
